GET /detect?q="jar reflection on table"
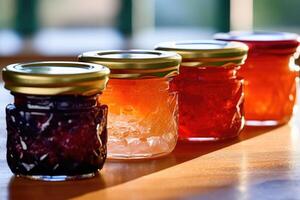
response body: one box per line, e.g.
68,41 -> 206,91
3,61 -> 110,181
156,40 -> 248,141
215,31 -> 300,126
79,50 -> 181,159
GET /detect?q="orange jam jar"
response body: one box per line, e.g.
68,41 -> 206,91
215,32 -> 299,126
79,50 -> 181,159
156,40 -> 248,141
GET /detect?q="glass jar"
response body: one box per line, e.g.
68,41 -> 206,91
156,40 -> 248,141
2,61 -> 110,181
215,31 -> 299,126
79,50 -> 181,159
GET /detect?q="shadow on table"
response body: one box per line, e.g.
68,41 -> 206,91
8,174 -> 106,200
8,125 -> 278,200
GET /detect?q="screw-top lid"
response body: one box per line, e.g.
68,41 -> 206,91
214,31 -> 299,54
78,50 -> 181,79
2,61 -> 110,96
155,40 -> 248,67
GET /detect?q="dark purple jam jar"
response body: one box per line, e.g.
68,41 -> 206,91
2,61 -> 110,181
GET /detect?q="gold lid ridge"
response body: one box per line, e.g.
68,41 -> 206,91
2,61 -> 110,96
78,50 -> 181,79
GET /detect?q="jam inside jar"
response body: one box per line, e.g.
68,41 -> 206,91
2,61 -> 110,181
215,31 -> 299,126
103,77 -> 178,159
79,50 -> 181,159
6,94 -> 108,180
156,40 -> 248,141
176,65 -> 244,140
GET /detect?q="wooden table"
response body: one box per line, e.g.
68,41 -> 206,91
1,84 -> 300,200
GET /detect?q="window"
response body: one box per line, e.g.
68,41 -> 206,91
254,0 -> 300,33
1,0 -> 298,56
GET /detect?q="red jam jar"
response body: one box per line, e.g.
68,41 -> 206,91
2,61 -> 110,181
79,50 -> 181,159
156,40 -> 248,141
215,32 -> 299,126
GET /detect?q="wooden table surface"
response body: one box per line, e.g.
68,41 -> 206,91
1,84 -> 300,200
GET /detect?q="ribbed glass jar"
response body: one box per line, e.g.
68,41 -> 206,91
215,31 -> 299,126
156,40 -> 248,141
79,50 -> 181,159
2,61 -> 110,181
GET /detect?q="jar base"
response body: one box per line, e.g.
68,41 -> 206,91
16,172 -> 98,181
107,133 -> 177,160
178,135 -> 238,142
107,151 -> 172,160
245,120 -> 287,126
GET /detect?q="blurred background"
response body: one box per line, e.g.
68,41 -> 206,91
0,0 -> 300,65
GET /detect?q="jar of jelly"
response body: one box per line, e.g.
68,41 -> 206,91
79,50 -> 181,159
156,40 -> 248,141
2,61 -> 110,181
215,31 -> 299,126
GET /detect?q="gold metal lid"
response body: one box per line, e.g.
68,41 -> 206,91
155,40 -> 248,67
2,61 -> 110,96
78,50 -> 181,79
